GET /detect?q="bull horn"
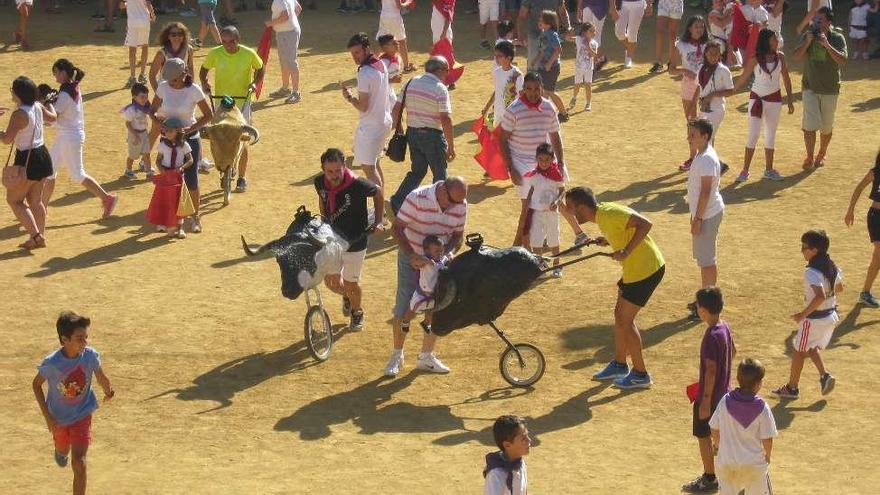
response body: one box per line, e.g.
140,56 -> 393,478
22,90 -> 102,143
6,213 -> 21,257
241,235 -> 273,256
241,124 -> 260,145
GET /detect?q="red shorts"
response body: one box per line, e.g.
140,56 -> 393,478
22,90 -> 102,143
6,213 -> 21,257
53,415 -> 92,451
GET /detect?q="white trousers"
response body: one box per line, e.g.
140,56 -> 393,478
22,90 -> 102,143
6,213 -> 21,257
431,8 -> 452,44
746,100 -> 781,149
615,0 -> 647,44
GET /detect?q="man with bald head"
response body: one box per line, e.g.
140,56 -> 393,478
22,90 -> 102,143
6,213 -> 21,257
389,56 -> 456,214
385,176 -> 468,376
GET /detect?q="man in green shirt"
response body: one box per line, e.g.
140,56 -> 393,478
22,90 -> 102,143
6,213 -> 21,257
199,26 -> 265,192
793,7 -> 847,170
563,186 -> 666,390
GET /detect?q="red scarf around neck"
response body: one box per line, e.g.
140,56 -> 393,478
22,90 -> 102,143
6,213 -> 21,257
698,63 -> 718,88
324,168 -> 357,214
160,137 -> 182,170
518,94 -> 543,111
524,161 -> 564,182
690,40 -> 703,61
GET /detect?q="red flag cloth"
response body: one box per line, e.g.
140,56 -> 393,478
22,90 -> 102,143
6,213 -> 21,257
473,117 -> 509,180
686,382 -> 700,403
146,171 -> 184,228
254,26 -> 273,100
523,161 -> 564,182
743,24 -> 761,67
430,38 -> 465,86
730,3 -> 750,51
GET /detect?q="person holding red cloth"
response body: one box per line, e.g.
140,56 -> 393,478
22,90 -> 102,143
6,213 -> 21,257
314,148 -> 385,331
146,117 -> 193,239
517,143 -> 566,277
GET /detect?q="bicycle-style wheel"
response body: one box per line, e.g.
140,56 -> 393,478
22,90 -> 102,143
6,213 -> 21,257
499,343 -> 545,387
304,305 -> 333,362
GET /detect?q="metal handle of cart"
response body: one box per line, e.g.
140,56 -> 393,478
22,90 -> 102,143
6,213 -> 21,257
207,89 -> 255,113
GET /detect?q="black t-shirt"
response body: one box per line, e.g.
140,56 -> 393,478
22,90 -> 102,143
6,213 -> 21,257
314,175 -> 378,252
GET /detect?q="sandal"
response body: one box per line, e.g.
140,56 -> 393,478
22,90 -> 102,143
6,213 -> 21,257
19,233 -> 46,250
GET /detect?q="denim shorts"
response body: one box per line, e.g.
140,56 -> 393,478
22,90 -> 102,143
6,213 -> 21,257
199,3 -> 216,24
393,248 -> 420,319
184,136 -> 201,190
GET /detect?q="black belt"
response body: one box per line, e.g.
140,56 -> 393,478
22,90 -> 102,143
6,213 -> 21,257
408,127 -> 442,133
807,307 -> 836,319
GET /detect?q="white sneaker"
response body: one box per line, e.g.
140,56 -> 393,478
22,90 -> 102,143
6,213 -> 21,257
416,352 -> 450,374
383,350 -> 404,377
624,57 -> 633,69
191,217 -> 202,233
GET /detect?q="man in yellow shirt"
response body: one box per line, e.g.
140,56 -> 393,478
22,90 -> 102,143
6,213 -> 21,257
563,186 -> 666,390
199,25 -> 264,193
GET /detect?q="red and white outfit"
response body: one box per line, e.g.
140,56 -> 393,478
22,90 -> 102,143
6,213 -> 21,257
500,95 -> 561,199
696,61 -> 734,135
50,84 -> 91,184
574,36 -> 599,84
675,39 -> 705,101
431,0 -> 455,43
409,254 -> 452,312
523,163 -> 565,248
397,182 -> 468,255
792,267 -> 842,352
146,139 -> 191,228
353,55 -> 393,167
746,55 -> 782,149
378,0 -> 407,41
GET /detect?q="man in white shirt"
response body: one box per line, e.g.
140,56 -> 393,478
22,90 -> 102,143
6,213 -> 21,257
686,117 -> 725,320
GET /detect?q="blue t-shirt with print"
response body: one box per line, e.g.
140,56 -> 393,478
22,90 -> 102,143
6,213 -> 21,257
536,30 -> 561,69
38,347 -> 101,426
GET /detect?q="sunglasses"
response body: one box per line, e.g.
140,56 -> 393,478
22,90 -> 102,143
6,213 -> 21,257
169,32 -> 184,37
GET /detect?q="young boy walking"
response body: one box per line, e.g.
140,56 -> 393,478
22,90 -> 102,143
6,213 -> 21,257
483,415 -> 531,495
710,358 -> 778,495
682,286 -> 735,494
773,229 -> 842,399
32,312 -> 115,495
124,0 -> 156,88
480,40 -> 523,128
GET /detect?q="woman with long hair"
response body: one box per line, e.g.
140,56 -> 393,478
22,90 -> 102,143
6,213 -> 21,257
43,59 -> 119,218
0,76 -> 56,249
732,28 -> 794,182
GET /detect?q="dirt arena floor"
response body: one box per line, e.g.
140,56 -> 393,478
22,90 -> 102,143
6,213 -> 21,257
1,3 -> 879,493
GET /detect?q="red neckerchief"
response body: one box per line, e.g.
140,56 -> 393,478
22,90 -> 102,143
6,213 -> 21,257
60,81 -> 80,101
748,90 -> 781,117
432,0 -> 455,20
757,53 -> 779,77
698,63 -> 718,88
359,54 -> 386,74
524,161 -> 565,182
324,168 -> 357,214
690,40 -> 704,61
518,94 -> 543,111
160,137 -> 181,170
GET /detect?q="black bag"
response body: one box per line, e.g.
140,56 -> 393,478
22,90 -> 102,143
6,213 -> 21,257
386,80 -> 412,163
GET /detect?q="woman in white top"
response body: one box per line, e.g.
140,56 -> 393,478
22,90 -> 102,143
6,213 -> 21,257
149,58 -> 214,233
0,77 -> 56,249
148,23 -> 196,149
669,15 -> 708,171
43,59 -> 119,220
732,28 -> 794,183
265,0 -> 303,104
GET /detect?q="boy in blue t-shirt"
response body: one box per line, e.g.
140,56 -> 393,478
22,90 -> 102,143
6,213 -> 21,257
32,312 -> 115,494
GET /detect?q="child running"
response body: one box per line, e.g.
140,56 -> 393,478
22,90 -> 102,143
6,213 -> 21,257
710,358 -> 778,495
124,0 -> 156,88
843,149 -> 880,307
772,229 -> 842,399
518,143 -> 565,276
481,40 -> 523,129
146,117 -> 193,238
533,10 -> 568,122
483,415 -> 530,495
569,23 -> 598,111
32,311 -> 115,495
402,235 -> 452,334
122,83 -> 154,179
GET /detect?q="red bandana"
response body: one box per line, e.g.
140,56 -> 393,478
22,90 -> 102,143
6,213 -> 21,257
324,168 -> 357,214
698,63 -> 718,88
160,137 -> 181,170
518,94 -> 543,111
524,161 -> 564,182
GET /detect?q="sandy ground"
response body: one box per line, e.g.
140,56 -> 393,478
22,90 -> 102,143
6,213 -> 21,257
1,3 -> 879,494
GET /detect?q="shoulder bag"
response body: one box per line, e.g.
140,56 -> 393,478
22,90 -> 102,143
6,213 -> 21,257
385,80 -> 412,163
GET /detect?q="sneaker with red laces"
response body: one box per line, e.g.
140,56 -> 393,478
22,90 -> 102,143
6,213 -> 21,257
101,195 -> 118,219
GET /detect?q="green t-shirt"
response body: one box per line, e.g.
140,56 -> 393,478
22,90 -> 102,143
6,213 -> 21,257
595,202 -> 665,283
202,45 -> 263,105
800,27 -> 847,95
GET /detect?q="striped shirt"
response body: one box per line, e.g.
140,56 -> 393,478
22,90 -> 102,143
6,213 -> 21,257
403,73 -> 452,130
501,97 -> 560,175
396,182 -> 467,255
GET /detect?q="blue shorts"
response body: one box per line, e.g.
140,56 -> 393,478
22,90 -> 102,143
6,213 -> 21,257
393,249 -> 419,319
504,0 -> 521,11
199,3 -> 216,24
184,136 -> 201,190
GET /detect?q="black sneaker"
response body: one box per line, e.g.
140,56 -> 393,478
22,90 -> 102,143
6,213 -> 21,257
682,475 -> 719,493
558,112 -> 569,123
687,302 -> 700,321
771,384 -> 799,399
349,310 -> 364,332
649,62 -> 664,74
820,373 -> 836,395
342,296 -> 352,317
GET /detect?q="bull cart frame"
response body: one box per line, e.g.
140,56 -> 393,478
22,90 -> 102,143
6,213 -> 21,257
303,286 -> 334,361
208,91 -> 254,205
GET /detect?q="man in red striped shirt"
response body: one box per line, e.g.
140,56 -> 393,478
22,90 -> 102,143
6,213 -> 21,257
384,176 -> 468,376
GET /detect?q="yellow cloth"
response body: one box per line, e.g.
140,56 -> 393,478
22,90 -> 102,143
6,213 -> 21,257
177,182 -> 196,217
595,202 -> 665,283
202,45 -> 263,106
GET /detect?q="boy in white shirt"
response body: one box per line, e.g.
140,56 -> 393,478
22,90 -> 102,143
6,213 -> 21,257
123,0 -> 156,88
122,83 -> 154,179
377,0 -> 416,72
518,143 -> 566,277
479,0 -> 501,48
484,415 -> 530,495
480,40 -> 523,129
710,358 -> 778,495
568,22 -> 599,111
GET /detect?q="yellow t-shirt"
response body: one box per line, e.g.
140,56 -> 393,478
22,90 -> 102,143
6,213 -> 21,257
201,45 -> 263,106
595,202 -> 665,283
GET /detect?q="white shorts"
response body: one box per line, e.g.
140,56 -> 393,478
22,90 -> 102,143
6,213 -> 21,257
328,249 -> 367,283
850,27 -> 868,40
377,14 -> 407,40
353,123 -> 391,167
657,0 -> 683,19
50,136 -> 88,183
792,313 -> 838,352
409,289 -> 436,313
614,0 -> 647,44
124,24 -> 150,47
528,209 -> 560,247
431,8 -> 453,44
479,0 -> 500,24
575,67 -> 594,84
716,464 -> 772,495
16,0 -> 33,8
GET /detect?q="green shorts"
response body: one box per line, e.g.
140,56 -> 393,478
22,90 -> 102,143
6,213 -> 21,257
801,89 -> 838,134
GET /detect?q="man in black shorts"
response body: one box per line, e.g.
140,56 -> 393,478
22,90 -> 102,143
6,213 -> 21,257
314,148 -> 384,330
563,186 -> 665,390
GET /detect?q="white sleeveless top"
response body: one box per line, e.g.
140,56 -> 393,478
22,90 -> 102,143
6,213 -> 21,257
751,57 -> 782,97
14,104 -> 44,151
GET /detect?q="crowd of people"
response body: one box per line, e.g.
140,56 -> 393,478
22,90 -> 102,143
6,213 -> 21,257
2,1 -> 879,494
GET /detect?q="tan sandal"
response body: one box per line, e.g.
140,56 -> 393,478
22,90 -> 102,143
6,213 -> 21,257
19,233 -> 46,250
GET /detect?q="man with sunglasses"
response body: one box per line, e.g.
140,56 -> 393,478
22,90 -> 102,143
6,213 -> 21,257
200,26 -> 264,193
385,176 -> 468,377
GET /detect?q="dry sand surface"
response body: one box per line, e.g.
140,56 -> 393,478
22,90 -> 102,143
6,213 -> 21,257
1,3 -> 879,494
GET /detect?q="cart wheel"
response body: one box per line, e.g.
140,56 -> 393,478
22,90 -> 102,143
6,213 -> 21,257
499,343 -> 545,387
222,168 -> 233,205
304,305 -> 333,362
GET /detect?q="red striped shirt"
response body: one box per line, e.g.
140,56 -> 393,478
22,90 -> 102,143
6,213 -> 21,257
398,183 -> 467,254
